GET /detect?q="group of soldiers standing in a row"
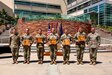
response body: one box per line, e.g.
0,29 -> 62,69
9,27 -> 101,65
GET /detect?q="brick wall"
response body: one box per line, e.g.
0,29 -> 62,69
17,19 -> 91,37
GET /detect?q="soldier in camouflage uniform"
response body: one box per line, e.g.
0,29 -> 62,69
48,28 -> 59,65
74,27 -> 86,65
86,28 -> 101,65
21,28 -> 34,64
35,29 -> 46,64
61,29 -> 72,65
9,28 -> 20,64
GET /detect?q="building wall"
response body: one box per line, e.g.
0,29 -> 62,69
67,0 -> 112,26
14,0 -> 67,15
0,1 -> 14,16
0,0 -> 67,17
0,0 -> 14,12
68,9 -> 84,17
107,0 -> 112,3
14,3 -> 61,14
60,0 -> 67,15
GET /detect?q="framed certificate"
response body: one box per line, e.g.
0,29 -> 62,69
36,38 -> 42,43
63,39 -> 70,45
23,39 -> 30,46
78,35 -> 86,41
50,39 -> 57,44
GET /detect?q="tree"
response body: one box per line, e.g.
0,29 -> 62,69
0,9 -> 16,25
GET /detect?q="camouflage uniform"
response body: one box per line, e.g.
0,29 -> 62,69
74,32 -> 86,64
86,32 -> 101,65
35,34 -> 46,64
48,33 -> 59,64
21,34 -> 34,64
61,33 -> 72,64
9,34 -> 20,64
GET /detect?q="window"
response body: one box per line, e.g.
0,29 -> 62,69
15,9 -> 60,15
67,0 -> 76,5
91,0 -> 103,5
84,9 -> 87,13
89,6 -> 98,12
15,1 -> 61,9
67,7 -> 77,14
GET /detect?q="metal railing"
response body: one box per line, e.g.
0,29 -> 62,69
0,35 -> 9,43
101,38 -> 112,44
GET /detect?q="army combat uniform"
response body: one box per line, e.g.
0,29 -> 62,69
74,32 -> 86,65
86,32 -> 101,65
21,34 -> 34,64
48,33 -> 59,64
9,34 -> 20,64
35,34 -> 46,64
61,33 -> 72,65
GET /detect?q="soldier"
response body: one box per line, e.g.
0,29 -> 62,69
9,28 -> 20,64
21,28 -> 34,64
74,27 -> 86,65
86,28 -> 101,65
35,28 -> 46,64
9,27 -> 14,37
61,29 -> 72,65
48,28 -> 59,65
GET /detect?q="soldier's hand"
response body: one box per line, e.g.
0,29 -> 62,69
97,45 -> 100,48
86,45 -> 89,48
34,41 -> 37,44
47,41 -> 50,46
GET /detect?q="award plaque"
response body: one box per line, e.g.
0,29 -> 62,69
50,39 -> 57,45
78,35 -> 86,41
63,39 -> 70,45
36,38 -> 42,43
23,39 -> 30,46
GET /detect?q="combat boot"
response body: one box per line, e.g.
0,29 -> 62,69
50,61 -> 53,65
23,61 -> 27,64
23,59 -> 27,64
54,61 -> 57,65
40,60 -> 43,64
27,61 -> 30,64
38,60 -> 41,64
12,58 -> 16,64
93,62 -> 96,65
12,60 -> 16,64
15,60 -> 18,64
67,61 -> 70,65
63,61 -> 66,65
80,61 -> 83,65
14,59 -> 18,64
77,61 -> 80,65
27,59 -> 30,64
41,61 -> 43,64
89,61 -> 93,65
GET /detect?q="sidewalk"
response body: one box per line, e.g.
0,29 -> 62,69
0,52 -> 112,75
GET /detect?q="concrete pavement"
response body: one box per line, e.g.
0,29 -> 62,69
0,52 -> 112,75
